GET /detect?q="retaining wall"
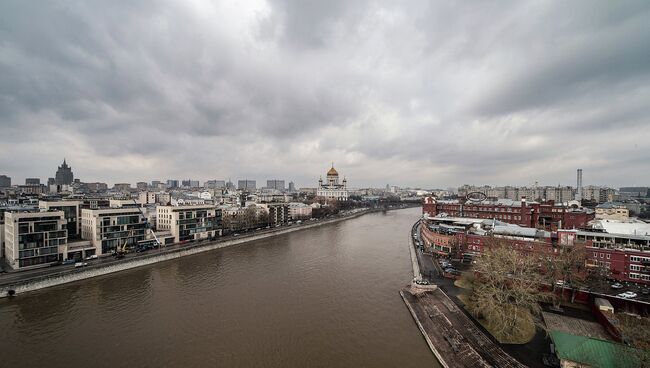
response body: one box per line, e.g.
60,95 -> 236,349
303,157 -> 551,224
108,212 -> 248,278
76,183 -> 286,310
0,209 -> 385,298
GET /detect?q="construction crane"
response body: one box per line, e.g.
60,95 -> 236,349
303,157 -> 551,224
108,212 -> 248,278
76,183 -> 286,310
114,235 -> 128,259
133,199 -> 162,249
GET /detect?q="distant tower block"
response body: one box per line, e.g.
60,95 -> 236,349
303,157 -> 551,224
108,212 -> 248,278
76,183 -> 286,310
576,169 -> 583,201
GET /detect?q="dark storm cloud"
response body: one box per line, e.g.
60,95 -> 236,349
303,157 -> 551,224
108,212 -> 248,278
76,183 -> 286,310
0,0 -> 649,187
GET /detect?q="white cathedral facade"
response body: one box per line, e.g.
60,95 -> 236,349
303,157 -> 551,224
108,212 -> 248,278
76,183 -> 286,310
317,164 -> 349,201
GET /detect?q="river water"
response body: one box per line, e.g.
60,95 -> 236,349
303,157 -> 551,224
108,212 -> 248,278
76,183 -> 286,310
0,207 -> 438,367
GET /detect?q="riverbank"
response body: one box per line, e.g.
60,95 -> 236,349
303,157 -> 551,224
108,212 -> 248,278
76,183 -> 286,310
0,207 -> 410,298
400,220 -> 526,368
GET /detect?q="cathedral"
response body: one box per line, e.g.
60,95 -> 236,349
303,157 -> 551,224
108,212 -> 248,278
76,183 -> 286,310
317,164 -> 349,201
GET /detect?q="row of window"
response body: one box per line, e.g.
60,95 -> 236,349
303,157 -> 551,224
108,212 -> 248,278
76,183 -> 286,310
593,252 -> 611,260
629,273 -> 650,281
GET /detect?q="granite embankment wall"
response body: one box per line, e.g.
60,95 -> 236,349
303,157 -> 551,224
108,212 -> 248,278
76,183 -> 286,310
408,221 -> 422,279
0,209 -> 389,298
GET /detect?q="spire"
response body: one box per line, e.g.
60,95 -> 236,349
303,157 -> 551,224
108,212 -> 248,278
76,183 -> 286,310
331,161 -> 334,169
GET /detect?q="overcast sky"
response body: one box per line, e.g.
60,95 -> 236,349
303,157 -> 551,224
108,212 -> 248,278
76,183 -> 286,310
1,1 -> 649,188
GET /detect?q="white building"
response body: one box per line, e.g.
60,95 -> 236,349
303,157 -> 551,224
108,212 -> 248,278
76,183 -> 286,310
81,207 -> 147,255
4,210 -> 67,270
317,164 -> 349,201
156,205 -> 222,242
288,202 -> 312,219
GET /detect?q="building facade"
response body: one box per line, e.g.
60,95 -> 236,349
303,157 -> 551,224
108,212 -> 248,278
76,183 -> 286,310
317,164 -> 349,201
423,197 -> 594,230
81,207 -> 147,255
39,200 -> 82,239
4,211 -> 67,270
156,205 -> 222,242
54,159 -> 74,185
238,180 -> 257,190
0,175 -> 11,188
595,203 -> 630,220
266,180 -> 285,191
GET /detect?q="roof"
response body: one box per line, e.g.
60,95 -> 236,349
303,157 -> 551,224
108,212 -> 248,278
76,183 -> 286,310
590,219 -> 650,237
596,202 -> 626,209
327,166 -> 339,176
550,331 -> 639,368
492,225 -> 539,238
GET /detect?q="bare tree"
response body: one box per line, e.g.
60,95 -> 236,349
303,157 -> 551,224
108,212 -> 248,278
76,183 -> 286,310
243,206 -> 258,230
257,210 -> 270,227
467,237 -> 548,342
543,241 -> 589,305
617,312 -> 650,367
221,214 -> 233,234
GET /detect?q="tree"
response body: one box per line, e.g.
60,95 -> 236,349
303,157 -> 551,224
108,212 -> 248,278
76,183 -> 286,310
543,241 -> 589,305
617,313 -> 650,367
243,206 -> 258,230
221,214 -> 233,234
257,210 -> 270,227
467,238 -> 548,342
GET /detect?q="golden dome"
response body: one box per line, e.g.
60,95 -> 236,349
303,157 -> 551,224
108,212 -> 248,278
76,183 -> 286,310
327,165 -> 338,176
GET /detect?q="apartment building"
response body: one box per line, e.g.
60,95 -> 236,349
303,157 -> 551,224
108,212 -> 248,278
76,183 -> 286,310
4,210 -> 67,270
81,207 -> 147,255
156,205 -> 222,243
39,200 -> 82,239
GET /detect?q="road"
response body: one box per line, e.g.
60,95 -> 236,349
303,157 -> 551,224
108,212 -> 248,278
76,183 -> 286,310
0,207 -> 403,287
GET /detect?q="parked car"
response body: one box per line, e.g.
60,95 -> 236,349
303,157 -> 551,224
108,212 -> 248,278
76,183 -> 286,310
62,259 -> 76,265
641,288 -> 650,295
74,262 -> 88,268
85,255 -> 98,260
555,280 -> 566,287
611,283 -> 624,289
617,291 -> 638,299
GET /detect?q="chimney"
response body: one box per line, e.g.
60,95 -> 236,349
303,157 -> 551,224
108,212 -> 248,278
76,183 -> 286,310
576,169 -> 583,201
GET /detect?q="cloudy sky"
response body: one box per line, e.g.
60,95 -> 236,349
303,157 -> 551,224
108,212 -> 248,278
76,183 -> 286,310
1,1 -> 649,188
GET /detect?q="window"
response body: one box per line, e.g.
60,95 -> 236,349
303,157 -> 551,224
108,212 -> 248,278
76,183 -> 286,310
606,254 -> 610,259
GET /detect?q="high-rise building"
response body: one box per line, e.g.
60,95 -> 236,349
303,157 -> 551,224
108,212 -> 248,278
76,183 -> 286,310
55,158 -> 74,185
205,180 -> 226,189
238,180 -> 256,190
167,179 -> 179,189
288,181 -> 296,192
0,175 -> 11,188
266,180 -> 285,191
576,169 -> 583,201
25,178 -> 40,185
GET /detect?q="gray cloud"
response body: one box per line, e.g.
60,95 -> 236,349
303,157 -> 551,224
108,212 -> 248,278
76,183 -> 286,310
0,0 -> 649,188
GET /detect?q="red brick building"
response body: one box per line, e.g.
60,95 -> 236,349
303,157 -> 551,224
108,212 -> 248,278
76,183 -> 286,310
419,214 -> 650,286
422,197 -> 593,230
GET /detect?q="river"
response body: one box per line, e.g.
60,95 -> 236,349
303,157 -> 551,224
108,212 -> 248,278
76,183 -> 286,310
0,207 -> 439,367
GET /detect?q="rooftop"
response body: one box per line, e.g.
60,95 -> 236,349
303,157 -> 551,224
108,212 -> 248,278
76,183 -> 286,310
549,331 -> 639,368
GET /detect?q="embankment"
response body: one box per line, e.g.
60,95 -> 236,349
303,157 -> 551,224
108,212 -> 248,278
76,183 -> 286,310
0,208 -> 393,298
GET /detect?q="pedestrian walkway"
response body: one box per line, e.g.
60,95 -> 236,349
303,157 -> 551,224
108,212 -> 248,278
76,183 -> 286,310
401,286 -> 526,368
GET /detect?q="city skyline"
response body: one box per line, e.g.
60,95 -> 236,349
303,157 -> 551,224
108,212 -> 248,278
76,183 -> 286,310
1,2 -> 649,188
0,158 -> 642,189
